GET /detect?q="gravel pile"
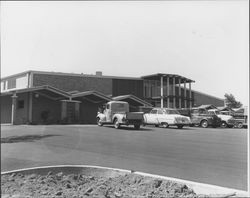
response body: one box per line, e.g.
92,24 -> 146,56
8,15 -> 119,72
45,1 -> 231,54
1,170 -> 208,198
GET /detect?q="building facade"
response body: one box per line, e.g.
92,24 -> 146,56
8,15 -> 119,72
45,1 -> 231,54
1,70 -> 224,125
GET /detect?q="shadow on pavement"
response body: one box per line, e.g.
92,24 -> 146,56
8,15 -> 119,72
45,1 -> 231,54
1,134 -> 61,144
104,125 -> 153,131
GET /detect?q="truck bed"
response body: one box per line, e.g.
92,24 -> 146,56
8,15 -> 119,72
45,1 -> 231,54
126,112 -> 144,120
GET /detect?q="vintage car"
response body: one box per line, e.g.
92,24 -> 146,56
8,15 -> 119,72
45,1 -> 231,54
208,109 -> 236,128
190,108 -> 221,128
96,101 -> 144,129
143,108 -> 191,129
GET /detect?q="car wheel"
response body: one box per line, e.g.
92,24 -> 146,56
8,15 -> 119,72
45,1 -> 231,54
155,124 -> 159,127
237,122 -> 243,128
97,118 -> 103,126
177,125 -> 183,129
134,124 -> 140,130
162,123 -> 169,128
114,119 -> 120,129
201,120 -> 208,128
220,121 -> 227,128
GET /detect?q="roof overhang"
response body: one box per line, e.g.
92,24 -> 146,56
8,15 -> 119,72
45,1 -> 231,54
141,73 -> 195,84
0,85 -> 70,100
197,104 -> 218,110
71,91 -> 111,103
112,95 -> 152,107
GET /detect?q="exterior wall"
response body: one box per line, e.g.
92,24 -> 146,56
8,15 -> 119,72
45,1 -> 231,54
15,93 -> 29,124
1,95 -> 12,123
193,91 -> 224,107
79,99 -> 101,124
112,79 -> 143,98
32,93 -> 61,124
33,73 -> 112,95
0,93 -> 30,124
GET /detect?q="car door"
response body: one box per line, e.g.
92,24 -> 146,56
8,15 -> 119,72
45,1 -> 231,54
104,103 -> 112,122
145,109 -> 158,124
156,109 -> 165,124
191,109 -> 200,124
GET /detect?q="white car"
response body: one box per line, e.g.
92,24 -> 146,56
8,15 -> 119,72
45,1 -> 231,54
143,108 -> 191,129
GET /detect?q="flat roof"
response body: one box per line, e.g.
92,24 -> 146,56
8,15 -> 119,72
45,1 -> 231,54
1,71 -> 196,83
1,70 -> 142,81
141,73 -> 195,83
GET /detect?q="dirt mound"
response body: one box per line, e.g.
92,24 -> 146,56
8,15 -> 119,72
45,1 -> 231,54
1,170 -> 205,198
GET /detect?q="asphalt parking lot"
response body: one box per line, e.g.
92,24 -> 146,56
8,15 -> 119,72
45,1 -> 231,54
1,124 -> 248,191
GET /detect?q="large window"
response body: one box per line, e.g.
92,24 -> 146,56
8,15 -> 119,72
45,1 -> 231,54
7,78 -> 16,89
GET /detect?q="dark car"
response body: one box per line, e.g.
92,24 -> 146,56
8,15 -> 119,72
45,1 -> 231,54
190,108 -> 221,128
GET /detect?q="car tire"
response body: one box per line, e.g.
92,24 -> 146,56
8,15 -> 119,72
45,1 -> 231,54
201,120 -> 208,128
134,124 -> 140,130
97,118 -> 103,126
220,121 -> 227,128
162,123 -> 169,128
114,119 -> 120,129
177,125 -> 183,129
237,122 -> 243,129
155,125 -> 159,127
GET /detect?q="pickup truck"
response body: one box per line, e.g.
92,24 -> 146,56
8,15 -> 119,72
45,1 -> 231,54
96,101 -> 144,129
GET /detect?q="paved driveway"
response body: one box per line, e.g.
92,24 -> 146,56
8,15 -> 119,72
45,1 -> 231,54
1,125 -> 248,190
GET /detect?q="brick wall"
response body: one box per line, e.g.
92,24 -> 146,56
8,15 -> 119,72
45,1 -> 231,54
32,93 -> 61,124
112,79 -> 144,98
79,99 -> 101,124
33,73 -> 112,95
1,95 -> 12,123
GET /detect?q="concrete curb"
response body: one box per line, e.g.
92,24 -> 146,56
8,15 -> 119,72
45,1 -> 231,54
2,165 -> 249,197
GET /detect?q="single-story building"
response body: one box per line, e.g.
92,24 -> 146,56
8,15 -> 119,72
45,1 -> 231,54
1,70 -> 225,125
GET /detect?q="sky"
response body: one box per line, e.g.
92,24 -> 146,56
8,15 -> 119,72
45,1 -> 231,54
1,1 -> 249,105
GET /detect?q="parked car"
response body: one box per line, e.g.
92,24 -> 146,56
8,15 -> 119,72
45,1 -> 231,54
96,101 -> 144,129
190,108 -> 221,128
208,109 -> 236,128
232,106 -> 248,128
143,108 -> 191,129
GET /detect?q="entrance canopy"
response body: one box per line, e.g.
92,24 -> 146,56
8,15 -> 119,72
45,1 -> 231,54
112,94 -> 152,107
71,91 -> 111,103
1,85 -> 70,100
141,73 -> 195,84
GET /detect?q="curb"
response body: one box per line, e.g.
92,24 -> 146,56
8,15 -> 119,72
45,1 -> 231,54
2,165 -> 249,197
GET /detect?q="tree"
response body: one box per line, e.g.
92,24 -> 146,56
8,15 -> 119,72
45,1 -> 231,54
224,93 -> 242,108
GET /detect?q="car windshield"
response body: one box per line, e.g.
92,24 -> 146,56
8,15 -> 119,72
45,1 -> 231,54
164,109 -> 180,115
210,110 -> 220,115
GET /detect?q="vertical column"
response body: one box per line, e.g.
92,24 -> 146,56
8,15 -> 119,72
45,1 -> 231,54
61,101 -> 67,120
173,77 -> 176,108
28,92 -> 33,123
160,76 -> 163,108
189,82 -> 192,108
11,93 -> 18,125
179,78 -> 182,108
184,80 -> 187,108
167,76 -> 170,108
